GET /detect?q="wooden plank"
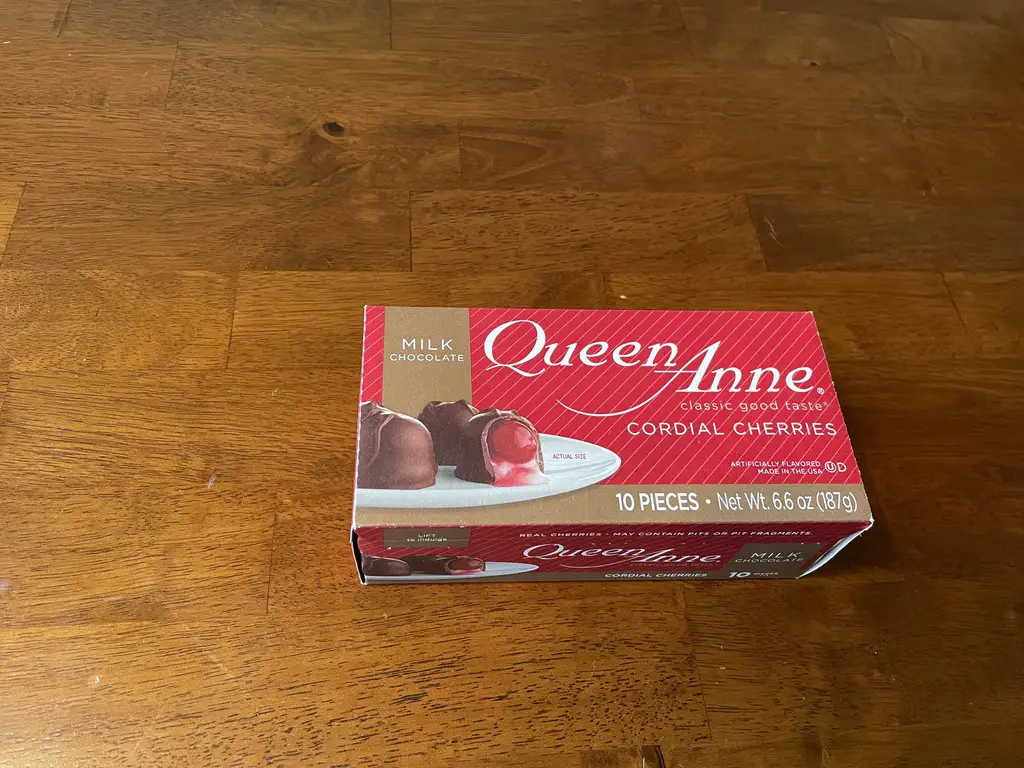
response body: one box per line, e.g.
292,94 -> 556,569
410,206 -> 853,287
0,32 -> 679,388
945,272 -> 1024,355
680,578 -> 1024,743
0,270 -> 233,371
748,194 -> 1024,271
0,492 -> 273,628
0,181 -> 24,256
227,272 -> 607,368
635,117 -> 935,197
681,8 -> 897,69
635,66 -> 899,124
764,0 -> 1024,25
4,183 -> 409,271
885,73 -> 1024,125
460,116 -> 933,195
0,0 -> 67,41
62,0 -> 391,48
460,119 -> 643,191
634,63 -> 1023,126
883,17 -> 1021,75
166,111 -> 462,190
835,361 -> 1024,452
835,360 -> 1024,580
411,191 -> 764,274
912,120 -> 1024,198
0,367 -> 367,626
0,106 -> 459,188
229,273 -> 446,369
662,718 -> 1024,766
0,108 -> 169,182
606,272 -> 972,360
447,748 -> 643,768
0,370 -> 356,496
166,43 -> 641,122
0,604 -> 707,763
0,40 -> 175,108
392,0 -> 692,73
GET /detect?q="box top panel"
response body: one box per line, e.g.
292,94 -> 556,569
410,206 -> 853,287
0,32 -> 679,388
354,307 -> 870,527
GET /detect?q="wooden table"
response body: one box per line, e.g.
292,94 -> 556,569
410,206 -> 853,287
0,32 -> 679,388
1,0 -> 1022,765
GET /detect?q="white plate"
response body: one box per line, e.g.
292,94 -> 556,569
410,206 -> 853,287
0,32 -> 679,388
356,434 -> 621,509
366,561 -> 539,582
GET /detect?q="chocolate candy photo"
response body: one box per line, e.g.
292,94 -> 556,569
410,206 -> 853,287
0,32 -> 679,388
357,401 -> 438,490
400,554 -> 487,575
456,408 -> 546,487
361,555 -> 413,577
417,399 -> 479,464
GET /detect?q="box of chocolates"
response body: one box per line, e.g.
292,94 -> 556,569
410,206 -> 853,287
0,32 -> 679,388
352,307 -> 873,583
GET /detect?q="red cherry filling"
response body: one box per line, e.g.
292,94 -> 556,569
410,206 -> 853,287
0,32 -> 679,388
487,420 -> 538,464
446,557 -> 485,574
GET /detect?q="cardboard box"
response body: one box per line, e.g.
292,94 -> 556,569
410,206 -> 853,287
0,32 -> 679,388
352,307 -> 872,583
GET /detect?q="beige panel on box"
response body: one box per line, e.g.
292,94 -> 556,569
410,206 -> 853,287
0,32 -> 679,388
381,306 -> 472,417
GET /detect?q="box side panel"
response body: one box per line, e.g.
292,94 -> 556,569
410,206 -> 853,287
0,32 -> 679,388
353,521 -> 868,583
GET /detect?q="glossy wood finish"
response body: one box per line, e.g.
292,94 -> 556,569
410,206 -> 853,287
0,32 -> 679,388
1,0 -> 1022,765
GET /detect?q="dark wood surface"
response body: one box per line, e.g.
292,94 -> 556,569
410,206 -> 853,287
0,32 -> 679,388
1,0 -> 1022,765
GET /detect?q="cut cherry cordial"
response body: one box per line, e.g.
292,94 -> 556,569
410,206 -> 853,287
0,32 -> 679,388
456,408 -> 546,487
445,557 -> 485,575
357,400 -> 438,489
401,554 -> 486,575
362,555 -> 413,577
417,399 -> 479,464
400,554 -> 452,574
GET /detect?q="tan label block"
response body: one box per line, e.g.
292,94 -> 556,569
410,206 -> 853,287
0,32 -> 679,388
382,306 -> 471,417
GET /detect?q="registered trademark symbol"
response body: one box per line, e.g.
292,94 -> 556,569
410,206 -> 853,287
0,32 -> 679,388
816,387 -> 824,394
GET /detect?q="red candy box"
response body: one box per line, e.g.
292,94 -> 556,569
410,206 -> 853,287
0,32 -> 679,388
352,306 -> 873,584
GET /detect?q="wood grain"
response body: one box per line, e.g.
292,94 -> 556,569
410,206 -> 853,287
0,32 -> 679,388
412,191 -> 764,273
634,66 -> 899,124
912,119 -> 1024,198
681,8 -> 898,69
765,0 -> 1024,25
0,270 -> 233,371
607,273 -> 971,359
883,17 -> 1023,75
228,271 -> 607,369
167,111 -> 462,190
945,272 -> 1024,355
635,117 -> 935,196
3,183 -> 409,271
0,490 -> 273,628
663,722 -> 1024,768
680,577 -> 1024,743
392,0 -> 692,72
462,114 -> 934,196
62,0 -> 391,47
0,604 -> 706,765
460,119 -> 643,191
166,43 -> 641,122
0,108 -> 170,183
0,0 -> 68,40
0,40 -> 175,108
0,181 -> 24,256
748,194 -> 1024,270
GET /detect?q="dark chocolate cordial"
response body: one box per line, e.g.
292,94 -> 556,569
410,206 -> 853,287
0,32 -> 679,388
362,555 -> 413,577
400,554 -> 451,574
357,401 -> 438,489
445,557 -> 485,575
417,399 -> 479,464
400,554 -> 486,575
455,409 -> 546,487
